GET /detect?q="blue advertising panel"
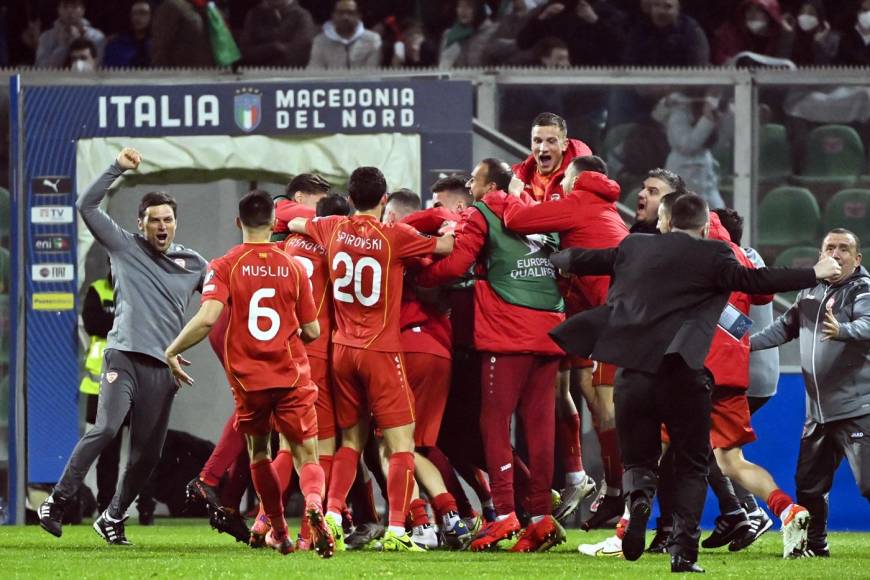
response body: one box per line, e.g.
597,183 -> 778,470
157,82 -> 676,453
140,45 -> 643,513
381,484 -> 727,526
17,79 -> 473,484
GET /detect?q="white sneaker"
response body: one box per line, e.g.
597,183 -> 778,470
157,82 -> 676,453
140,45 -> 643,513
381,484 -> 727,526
578,534 -> 623,557
780,504 -> 810,559
554,474 -> 598,523
411,523 -> 440,550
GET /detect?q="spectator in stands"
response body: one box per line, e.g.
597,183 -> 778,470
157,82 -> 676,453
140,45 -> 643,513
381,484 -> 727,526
481,0 -> 536,65
535,37 -> 571,68
835,0 -> 870,66
712,0 -> 795,65
66,37 -> 98,72
786,0 -> 839,65
102,1 -> 152,68
240,0 -> 316,67
438,0 -> 497,68
36,0 -> 105,68
389,19 -> 439,67
152,0 -> 215,67
517,0 -> 626,66
652,90 -> 726,208
308,0 -> 381,68
622,0 -> 710,67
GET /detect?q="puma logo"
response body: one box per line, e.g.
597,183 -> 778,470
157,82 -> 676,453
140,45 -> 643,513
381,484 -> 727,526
42,178 -> 61,193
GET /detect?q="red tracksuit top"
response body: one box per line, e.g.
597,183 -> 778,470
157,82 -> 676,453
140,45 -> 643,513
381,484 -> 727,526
417,194 -> 564,356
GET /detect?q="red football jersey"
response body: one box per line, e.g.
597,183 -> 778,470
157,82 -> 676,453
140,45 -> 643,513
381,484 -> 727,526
305,214 -> 437,352
202,242 -> 317,391
281,233 -> 331,358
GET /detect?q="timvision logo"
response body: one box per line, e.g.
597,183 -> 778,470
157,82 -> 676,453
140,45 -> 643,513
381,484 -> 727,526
234,88 -> 262,133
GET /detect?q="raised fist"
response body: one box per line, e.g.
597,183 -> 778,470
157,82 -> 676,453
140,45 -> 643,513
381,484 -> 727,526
117,147 -> 141,171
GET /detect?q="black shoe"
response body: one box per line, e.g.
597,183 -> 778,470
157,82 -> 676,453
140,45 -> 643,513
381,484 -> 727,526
671,554 -> 705,573
795,545 -> 830,558
728,508 -> 773,552
186,477 -> 223,514
138,511 -> 155,526
622,498 -> 651,561
93,511 -> 132,545
701,512 -> 750,548
345,522 -> 385,550
580,494 -> 624,531
38,495 -> 67,538
646,519 -> 673,553
209,507 -> 250,543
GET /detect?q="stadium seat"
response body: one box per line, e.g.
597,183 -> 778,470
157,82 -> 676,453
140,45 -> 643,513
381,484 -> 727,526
774,246 -> 820,304
759,124 -> 792,183
603,123 -> 638,161
793,124 -> 864,187
757,186 -> 821,247
822,188 -> 870,241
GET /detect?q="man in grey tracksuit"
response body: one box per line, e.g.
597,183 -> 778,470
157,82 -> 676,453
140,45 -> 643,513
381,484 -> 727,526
39,148 -> 207,545
751,228 -> 870,557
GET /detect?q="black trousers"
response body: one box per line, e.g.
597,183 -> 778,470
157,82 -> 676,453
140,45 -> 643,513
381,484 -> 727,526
615,354 -> 712,561
795,413 -> 870,550
85,395 -> 156,514
57,350 -> 177,518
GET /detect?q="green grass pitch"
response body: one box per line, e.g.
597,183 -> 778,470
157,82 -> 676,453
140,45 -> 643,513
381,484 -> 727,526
2,519 -> 869,578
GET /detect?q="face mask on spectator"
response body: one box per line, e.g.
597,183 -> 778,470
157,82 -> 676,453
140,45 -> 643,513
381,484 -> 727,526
72,58 -> 94,72
797,14 -> 818,32
745,18 -> 768,34
860,10 -> 870,30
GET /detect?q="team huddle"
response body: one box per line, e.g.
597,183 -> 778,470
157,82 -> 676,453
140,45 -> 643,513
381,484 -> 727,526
37,111 -> 867,573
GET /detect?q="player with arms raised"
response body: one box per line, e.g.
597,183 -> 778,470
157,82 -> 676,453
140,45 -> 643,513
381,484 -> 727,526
165,190 -> 334,558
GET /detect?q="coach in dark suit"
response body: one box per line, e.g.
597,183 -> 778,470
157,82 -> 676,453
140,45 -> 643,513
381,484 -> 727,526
549,194 -> 839,573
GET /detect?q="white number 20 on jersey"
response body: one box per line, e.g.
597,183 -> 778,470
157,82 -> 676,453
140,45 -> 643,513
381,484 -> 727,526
332,251 -> 382,306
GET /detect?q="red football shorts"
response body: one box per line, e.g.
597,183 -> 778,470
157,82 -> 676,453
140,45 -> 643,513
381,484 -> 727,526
404,352 -> 451,448
331,344 -> 415,430
559,355 -> 595,372
710,386 -> 756,449
660,386 -> 756,449
232,383 -> 318,441
592,362 -> 618,386
309,354 -> 336,440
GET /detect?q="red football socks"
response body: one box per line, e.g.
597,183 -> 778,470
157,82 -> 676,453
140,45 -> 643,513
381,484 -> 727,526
409,498 -> 430,527
387,451 -> 416,528
272,450 -> 295,494
558,412 -> 584,473
766,488 -> 794,518
596,427 -> 624,489
300,462 -> 326,506
320,454 -> 334,489
200,413 -> 246,487
250,459 -> 287,537
431,492 -> 459,517
425,447 -> 474,518
326,447 -> 360,514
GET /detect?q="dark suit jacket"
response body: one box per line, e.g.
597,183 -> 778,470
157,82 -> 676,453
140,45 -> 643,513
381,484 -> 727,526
549,232 -> 817,373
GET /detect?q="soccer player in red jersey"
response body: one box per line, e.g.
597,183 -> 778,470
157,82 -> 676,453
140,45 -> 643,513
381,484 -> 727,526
165,190 -> 334,558
272,173 -> 333,239
188,174 -> 333,544
269,193 -> 352,549
383,190 -> 474,549
288,167 -> 454,551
